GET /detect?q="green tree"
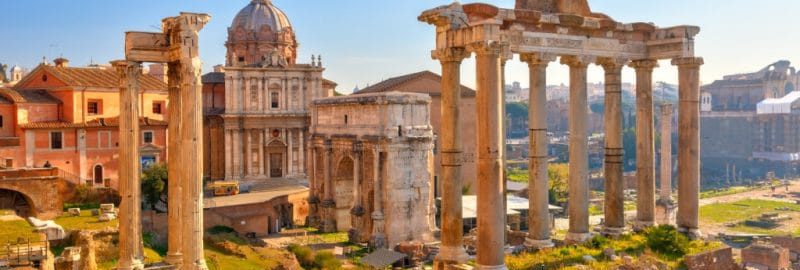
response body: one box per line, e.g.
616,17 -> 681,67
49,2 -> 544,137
506,102 -> 528,119
141,163 -> 168,211
547,163 -> 569,204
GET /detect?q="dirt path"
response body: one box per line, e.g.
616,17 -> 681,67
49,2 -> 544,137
700,180 -> 800,206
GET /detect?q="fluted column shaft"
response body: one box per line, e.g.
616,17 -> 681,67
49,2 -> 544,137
562,55 -> 593,244
470,41 -> 506,270
113,60 -> 145,270
521,53 -> 556,249
631,59 -> 658,231
660,104 -> 674,202
165,62 -> 184,268
599,58 -> 627,236
432,47 -> 470,268
370,147 -> 387,249
321,141 -> 336,232
673,57 -> 704,238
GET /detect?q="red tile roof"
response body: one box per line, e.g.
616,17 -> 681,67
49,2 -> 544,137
24,65 -> 167,91
19,117 -> 167,129
354,70 -> 475,97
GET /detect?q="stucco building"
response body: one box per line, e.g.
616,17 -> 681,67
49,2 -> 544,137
0,59 -> 168,189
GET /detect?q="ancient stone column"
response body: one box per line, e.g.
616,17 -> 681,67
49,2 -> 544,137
165,62 -> 184,268
112,60 -> 145,270
470,41 -> 506,270
598,57 -> 627,236
349,142 -> 364,242
631,59 -> 658,232
370,146 -> 387,249
520,53 -> 556,249
562,55 -> 593,244
672,57 -> 704,239
321,140 -> 337,232
165,13 -> 211,270
659,104 -> 674,202
307,145 -> 321,227
432,47 -> 470,268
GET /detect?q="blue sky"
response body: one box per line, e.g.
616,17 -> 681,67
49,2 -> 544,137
2,1 -> 799,93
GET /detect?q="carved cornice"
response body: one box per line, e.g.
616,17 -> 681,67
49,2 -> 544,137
560,55 -> 595,68
671,57 -> 704,68
629,59 -> 659,71
432,47 -> 470,63
519,53 -> 557,66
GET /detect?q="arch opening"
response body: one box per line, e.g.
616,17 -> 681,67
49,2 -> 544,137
0,188 -> 34,218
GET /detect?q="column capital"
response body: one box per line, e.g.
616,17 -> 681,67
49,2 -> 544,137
560,55 -> 595,68
432,47 -> 470,63
111,60 -> 143,74
629,59 -> 659,71
596,57 -> 629,72
466,41 -> 505,56
324,140 -> 333,153
353,141 -> 364,156
520,53 -> 557,66
671,57 -> 704,68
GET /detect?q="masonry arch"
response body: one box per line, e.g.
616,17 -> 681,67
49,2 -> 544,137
266,139 -> 287,178
0,188 -> 35,218
333,156 -> 355,232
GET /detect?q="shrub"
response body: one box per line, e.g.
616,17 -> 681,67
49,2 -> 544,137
644,225 -> 689,258
585,235 -> 610,249
288,244 -> 315,267
207,225 -> 235,235
314,251 -> 341,270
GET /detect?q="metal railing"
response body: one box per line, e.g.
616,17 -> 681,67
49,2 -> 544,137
0,239 -> 49,268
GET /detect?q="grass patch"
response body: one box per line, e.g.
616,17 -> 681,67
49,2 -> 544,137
507,228 -> 723,270
699,186 -> 763,199
0,219 -> 42,244
700,199 -> 800,224
55,210 -> 118,231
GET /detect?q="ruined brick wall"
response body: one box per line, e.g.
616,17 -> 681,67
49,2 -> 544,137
742,244 -> 791,270
683,247 -> 738,270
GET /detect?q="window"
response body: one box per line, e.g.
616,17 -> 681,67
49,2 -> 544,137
152,102 -> 163,114
0,115 -> 4,128
87,100 -> 102,115
344,115 -> 348,125
271,92 -> 279,109
143,131 -> 154,144
50,132 -> 63,149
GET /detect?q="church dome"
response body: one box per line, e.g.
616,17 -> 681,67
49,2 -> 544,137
227,0 -> 299,67
231,0 -> 292,34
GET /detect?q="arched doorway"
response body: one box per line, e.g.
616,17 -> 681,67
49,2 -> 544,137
93,165 -> 104,185
266,140 -> 287,178
0,189 -> 33,218
334,156 -> 355,232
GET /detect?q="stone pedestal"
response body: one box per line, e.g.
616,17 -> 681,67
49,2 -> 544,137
562,55 -> 593,244
655,199 -> 677,226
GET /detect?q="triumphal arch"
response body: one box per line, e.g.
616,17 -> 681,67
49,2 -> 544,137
114,12 -> 210,270
420,1 -> 703,269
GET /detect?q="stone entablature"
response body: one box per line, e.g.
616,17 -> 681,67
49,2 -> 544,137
308,92 -> 436,249
419,2 -> 698,61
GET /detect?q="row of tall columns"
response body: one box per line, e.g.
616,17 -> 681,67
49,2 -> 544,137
113,60 -> 145,270
471,41 -> 507,270
632,59 -> 659,231
432,47 -> 470,268
521,53 -> 556,249
562,56 -> 593,244
599,58 -> 627,236
675,57 -> 704,238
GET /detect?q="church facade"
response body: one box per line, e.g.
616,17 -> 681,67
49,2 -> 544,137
203,0 -> 337,187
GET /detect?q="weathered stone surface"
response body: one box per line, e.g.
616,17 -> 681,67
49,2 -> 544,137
742,243 -> 791,270
684,247 -> 738,270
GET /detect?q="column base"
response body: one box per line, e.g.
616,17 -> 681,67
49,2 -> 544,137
370,233 -> 387,249
475,264 -> 507,270
163,253 -> 183,267
601,226 -> 626,237
678,227 -> 702,240
434,246 -> 470,269
114,260 -> 145,270
524,238 -> 554,250
321,219 -> 337,233
564,232 -> 593,245
633,220 -> 655,232
186,259 -> 209,270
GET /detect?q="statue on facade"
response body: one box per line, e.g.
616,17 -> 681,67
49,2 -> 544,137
0,64 -> 8,83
